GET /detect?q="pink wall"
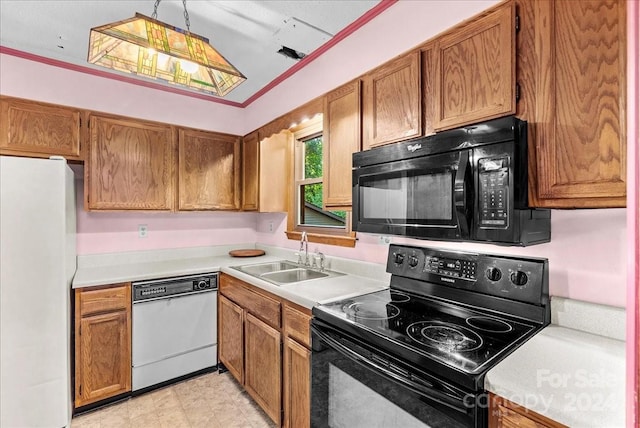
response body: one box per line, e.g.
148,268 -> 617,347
625,1 -> 639,426
0,53 -> 246,135
72,168 -> 258,254
257,209 -> 628,308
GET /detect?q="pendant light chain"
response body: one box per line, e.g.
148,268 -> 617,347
152,0 -> 161,19
150,0 -> 190,33
182,0 -> 191,33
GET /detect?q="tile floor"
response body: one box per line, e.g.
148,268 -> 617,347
71,371 -> 277,428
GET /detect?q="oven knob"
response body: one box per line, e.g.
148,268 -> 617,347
510,271 -> 528,286
394,252 -> 405,265
485,267 -> 502,281
408,255 -> 419,268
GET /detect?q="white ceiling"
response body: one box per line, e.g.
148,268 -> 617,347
0,0 -> 380,104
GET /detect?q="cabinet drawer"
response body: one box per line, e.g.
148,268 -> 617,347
221,275 -> 280,328
78,283 -> 130,317
284,304 -> 311,348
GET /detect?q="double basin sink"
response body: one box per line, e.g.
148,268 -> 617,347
231,260 -> 343,286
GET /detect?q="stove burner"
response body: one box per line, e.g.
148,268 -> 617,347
466,316 -> 513,333
344,302 -> 400,320
389,291 -> 410,303
407,321 -> 483,351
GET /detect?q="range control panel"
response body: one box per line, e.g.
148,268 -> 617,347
478,156 -> 510,228
423,256 -> 477,281
387,244 -> 547,305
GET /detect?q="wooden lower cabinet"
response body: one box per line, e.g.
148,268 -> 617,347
74,283 -> 131,408
245,313 -> 282,424
489,393 -> 567,428
283,337 -> 310,428
283,303 -> 312,428
219,295 -> 245,384
219,274 -> 314,427
218,274 -> 282,425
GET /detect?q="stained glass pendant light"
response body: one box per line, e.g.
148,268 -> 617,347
87,0 -> 245,97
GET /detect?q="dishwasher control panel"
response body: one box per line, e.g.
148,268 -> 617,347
132,273 -> 218,302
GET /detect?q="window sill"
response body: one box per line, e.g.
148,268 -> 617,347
285,231 -> 356,248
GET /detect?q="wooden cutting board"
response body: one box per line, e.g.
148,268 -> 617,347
229,249 -> 266,257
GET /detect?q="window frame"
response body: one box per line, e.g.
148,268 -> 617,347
285,117 -> 356,248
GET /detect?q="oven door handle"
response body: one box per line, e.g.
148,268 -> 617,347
312,325 -> 470,415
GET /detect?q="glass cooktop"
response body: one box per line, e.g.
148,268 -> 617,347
314,288 -> 536,374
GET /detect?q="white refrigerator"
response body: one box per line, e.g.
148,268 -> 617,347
0,156 -> 76,428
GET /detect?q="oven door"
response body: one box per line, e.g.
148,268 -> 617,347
352,150 -> 473,241
311,320 -> 483,428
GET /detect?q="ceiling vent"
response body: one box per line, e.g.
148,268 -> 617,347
277,46 -> 306,61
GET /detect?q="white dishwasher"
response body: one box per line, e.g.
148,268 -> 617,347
132,273 -> 217,391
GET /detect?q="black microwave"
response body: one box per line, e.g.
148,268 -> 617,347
352,116 -> 550,246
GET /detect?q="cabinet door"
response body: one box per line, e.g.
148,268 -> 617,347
242,131 -> 260,211
259,131 -> 292,213
489,393 -> 567,428
323,80 -> 361,210
420,43 -> 436,136
0,97 -> 83,160
245,312 -> 282,426
87,115 -> 174,210
283,337 -> 310,428
362,51 -> 421,149
178,128 -> 240,210
533,0 -> 626,207
218,295 -> 244,384
434,3 -> 516,130
75,311 -> 131,407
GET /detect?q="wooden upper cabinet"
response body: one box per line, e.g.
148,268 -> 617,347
0,96 -> 84,160
86,115 -> 174,210
323,80 -> 361,210
362,51 -> 421,149
178,128 -> 240,210
420,43 -> 436,136
434,2 -> 516,131
531,0 -> 626,207
259,131 -> 292,213
242,131 -> 260,211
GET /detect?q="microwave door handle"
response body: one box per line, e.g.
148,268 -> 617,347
454,150 -> 472,237
312,325 -> 469,414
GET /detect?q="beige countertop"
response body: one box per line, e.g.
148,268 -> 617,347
485,304 -> 626,428
72,245 -> 389,308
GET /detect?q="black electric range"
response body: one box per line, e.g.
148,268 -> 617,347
311,244 -> 550,428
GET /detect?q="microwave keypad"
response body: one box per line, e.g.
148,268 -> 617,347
479,157 -> 509,228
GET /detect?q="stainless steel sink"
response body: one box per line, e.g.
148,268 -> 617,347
231,260 -> 343,286
234,260 -> 299,276
261,268 -> 328,283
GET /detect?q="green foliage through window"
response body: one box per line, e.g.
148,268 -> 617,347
300,135 -> 346,226
304,136 -> 323,179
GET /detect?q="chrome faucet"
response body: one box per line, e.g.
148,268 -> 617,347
299,231 -> 309,266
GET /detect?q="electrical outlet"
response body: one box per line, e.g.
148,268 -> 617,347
138,224 -> 148,238
268,221 -> 274,233
378,235 -> 391,245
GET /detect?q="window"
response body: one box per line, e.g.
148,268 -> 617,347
285,116 -> 355,247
